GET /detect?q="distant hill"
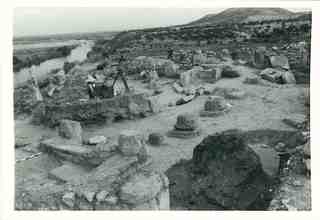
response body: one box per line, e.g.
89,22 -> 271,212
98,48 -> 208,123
187,8 -> 295,26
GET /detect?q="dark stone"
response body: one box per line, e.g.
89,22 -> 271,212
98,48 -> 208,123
191,129 -> 271,209
221,66 -> 240,78
174,113 -> 199,131
148,133 -> 164,146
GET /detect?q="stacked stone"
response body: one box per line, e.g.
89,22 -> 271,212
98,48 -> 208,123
200,96 -> 232,117
18,129 -> 170,210
167,113 -> 201,138
40,119 -> 115,167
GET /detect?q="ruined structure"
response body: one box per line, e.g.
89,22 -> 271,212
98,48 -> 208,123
166,129 -> 307,210
15,124 -> 170,210
36,93 -> 158,127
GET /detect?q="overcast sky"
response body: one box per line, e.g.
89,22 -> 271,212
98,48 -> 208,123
14,7 -> 309,37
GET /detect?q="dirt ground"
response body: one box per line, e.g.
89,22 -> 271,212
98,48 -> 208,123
15,60 -> 307,175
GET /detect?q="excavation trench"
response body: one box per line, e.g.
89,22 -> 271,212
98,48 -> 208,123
165,129 -> 305,210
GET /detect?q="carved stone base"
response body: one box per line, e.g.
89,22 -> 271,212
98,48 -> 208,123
166,128 -> 201,139
199,105 -> 231,117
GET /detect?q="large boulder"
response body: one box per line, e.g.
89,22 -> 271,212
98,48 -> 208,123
191,129 -> 270,209
58,119 -> 82,144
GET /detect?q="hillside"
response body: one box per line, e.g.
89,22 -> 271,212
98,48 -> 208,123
188,8 -> 294,26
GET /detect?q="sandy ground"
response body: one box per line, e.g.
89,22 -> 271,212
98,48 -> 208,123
15,61 -> 307,175
82,63 -> 306,173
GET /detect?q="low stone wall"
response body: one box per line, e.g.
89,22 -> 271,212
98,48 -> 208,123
38,93 -> 157,127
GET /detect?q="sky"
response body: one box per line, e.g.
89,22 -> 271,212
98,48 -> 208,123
13,7 -> 310,37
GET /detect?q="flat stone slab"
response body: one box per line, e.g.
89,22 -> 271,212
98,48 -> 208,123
167,128 -> 201,139
40,137 -> 109,166
49,163 -> 90,183
41,138 -> 92,156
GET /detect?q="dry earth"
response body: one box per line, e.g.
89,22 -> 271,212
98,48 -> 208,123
15,60 -> 307,176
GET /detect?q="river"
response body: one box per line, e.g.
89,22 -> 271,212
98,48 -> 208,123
14,40 -> 94,87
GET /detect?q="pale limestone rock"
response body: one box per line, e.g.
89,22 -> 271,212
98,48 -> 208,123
58,119 -> 82,144
88,136 -> 107,145
62,192 -> 75,208
96,190 -> 110,202
120,172 -> 163,205
118,130 -> 144,156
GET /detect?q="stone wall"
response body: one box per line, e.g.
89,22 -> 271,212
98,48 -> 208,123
38,93 -> 158,127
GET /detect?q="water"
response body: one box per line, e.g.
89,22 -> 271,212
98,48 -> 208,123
14,40 -> 93,87
14,40 -> 85,51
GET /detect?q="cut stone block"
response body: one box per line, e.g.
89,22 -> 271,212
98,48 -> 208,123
174,113 -> 199,131
40,137 -> 112,166
88,136 -> 107,145
200,96 -> 232,117
90,154 -> 138,182
48,163 -> 90,183
118,130 -> 144,156
40,138 -> 92,156
120,172 -> 163,205
157,188 -> 170,210
167,129 -> 201,139
58,119 -> 82,144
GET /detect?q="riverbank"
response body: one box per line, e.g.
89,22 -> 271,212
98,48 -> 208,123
13,45 -> 77,73
14,41 -> 94,88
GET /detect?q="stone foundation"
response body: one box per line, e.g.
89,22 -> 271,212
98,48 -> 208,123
37,93 -> 157,127
16,126 -> 170,210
